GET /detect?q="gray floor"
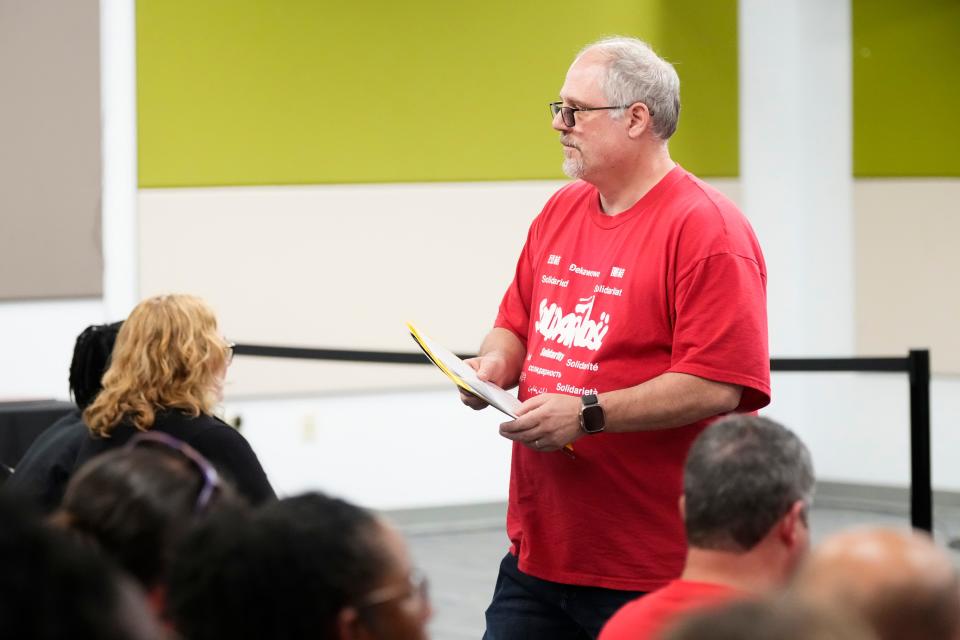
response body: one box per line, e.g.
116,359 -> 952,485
386,485 -> 960,640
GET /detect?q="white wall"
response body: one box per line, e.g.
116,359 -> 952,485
0,299 -> 106,400
225,389 -> 512,510
739,0 -> 854,358
99,0 -> 138,320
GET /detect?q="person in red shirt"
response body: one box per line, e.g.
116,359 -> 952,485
599,415 -> 814,640
462,36 -> 770,639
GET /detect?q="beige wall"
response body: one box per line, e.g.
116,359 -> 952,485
138,182 -> 556,395
855,179 -> 960,374
0,0 -> 102,300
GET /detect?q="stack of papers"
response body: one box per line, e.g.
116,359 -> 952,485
407,323 -> 522,419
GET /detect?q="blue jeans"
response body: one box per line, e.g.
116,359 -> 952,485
483,553 -> 644,640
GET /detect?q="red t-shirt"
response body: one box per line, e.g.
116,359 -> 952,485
598,580 -> 745,640
494,166 -> 769,590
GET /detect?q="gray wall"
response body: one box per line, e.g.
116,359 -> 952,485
0,0 -> 102,299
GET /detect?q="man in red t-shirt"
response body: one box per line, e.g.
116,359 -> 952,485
462,36 -> 770,639
599,415 -> 813,640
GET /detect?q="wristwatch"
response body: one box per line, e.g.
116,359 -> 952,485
579,394 -> 606,434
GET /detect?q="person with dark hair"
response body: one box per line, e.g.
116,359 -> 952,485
70,321 -> 125,409
51,432 -> 244,617
4,321 -> 123,511
792,527 -> 960,640
0,494 -> 164,640
167,492 -> 431,640
599,415 -> 814,640
660,598 -> 877,640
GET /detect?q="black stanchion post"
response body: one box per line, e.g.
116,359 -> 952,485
908,349 -> 932,532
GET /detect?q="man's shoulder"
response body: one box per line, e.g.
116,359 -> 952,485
543,180 -> 595,211
553,179 -> 594,196
668,171 -> 744,222
525,180 -> 596,238
600,580 -> 742,640
664,171 -> 761,257
618,579 -> 739,615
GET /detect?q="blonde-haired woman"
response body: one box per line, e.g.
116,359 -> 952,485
76,294 -> 274,504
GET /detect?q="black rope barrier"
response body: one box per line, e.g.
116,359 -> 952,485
233,343 -> 932,532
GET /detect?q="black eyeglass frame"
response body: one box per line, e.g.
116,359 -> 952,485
123,431 -> 221,513
549,101 -> 654,128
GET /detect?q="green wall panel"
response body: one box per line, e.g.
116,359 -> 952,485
137,0 -> 739,187
659,1 -> 739,179
853,0 -> 960,177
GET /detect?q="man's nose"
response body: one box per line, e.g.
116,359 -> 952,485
552,108 -> 570,132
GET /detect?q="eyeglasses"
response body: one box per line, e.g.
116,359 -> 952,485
225,341 -> 236,365
357,568 -> 429,611
549,101 -> 653,128
124,431 -> 221,513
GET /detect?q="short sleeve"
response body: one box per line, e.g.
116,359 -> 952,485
494,226 -> 537,345
668,253 -> 770,412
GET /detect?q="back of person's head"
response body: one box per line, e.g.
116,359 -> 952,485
168,492 -> 431,640
792,527 -> 960,640
661,597 -> 877,640
68,321 -> 123,409
684,414 -> 814,552
52,432 -> 243,590
84,293 -> 232,436
0,494 -> 163,640
577,36 -> 681,140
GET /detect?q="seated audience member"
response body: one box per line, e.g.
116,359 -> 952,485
0,494 -> 164,640
77,293 -> 274,504
792,526 -> 960,640
599,415 -> 814,640
660,598 -> 877,640
167,492 -> 432,640
51,432 -> 244,616
5,321 -> 122,511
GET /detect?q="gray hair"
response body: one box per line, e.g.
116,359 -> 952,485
684,415 -> 815,552
578,36 -> 681,140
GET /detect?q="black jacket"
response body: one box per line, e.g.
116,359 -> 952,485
7,409 -> 275,510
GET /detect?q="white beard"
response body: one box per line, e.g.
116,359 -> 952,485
562,156 -> 585,179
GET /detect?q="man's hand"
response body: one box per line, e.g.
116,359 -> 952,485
459,353 -> 511,410
499,393 -> 583,452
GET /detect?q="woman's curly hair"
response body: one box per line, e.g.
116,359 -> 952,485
83,294 -> 230,436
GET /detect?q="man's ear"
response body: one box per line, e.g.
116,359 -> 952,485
625,102 -> 653,139
778,500 -> 807,547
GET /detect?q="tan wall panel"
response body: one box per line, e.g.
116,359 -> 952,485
0,0 -> 102,299
138,182 -> 562,396
855,179 -> 960,373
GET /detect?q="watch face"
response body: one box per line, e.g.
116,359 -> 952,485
581,404 -> 605,433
